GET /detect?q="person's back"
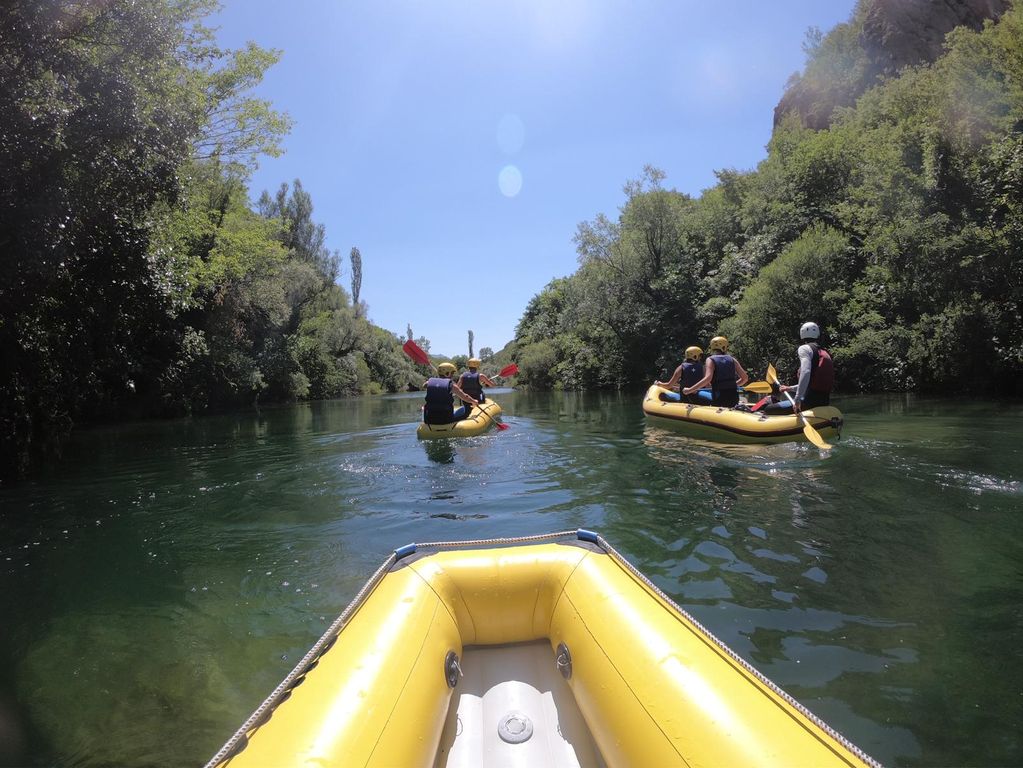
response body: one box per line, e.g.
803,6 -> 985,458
798,332 -> 833,408
680,359 -> 703,388
763,322 -> 834,415
458,358 -> 494,411
707,337 -> 741,407
424,375 -> 455,424
680,359 -> 704,404
655,346 -> 706,404
460,370 -> 484,402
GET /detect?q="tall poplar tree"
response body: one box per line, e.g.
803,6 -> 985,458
350,246 -> 363,312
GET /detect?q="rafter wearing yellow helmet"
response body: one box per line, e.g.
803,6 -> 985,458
457,357 -> 496,410
423,362 -> 477,425
654,345 -> 707,404
682,336 -> 749,407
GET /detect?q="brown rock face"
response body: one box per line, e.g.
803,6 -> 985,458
860,0 -> 1010,69
774,0 -> 1009,129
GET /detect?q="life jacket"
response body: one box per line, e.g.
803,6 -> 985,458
681,361 -> 704,389
460,371 -> 483,400
424,377 -> 454,423
709,354 -> 737,398
807,343 -> 834,393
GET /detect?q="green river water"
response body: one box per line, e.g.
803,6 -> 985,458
0,390 -> 1021,767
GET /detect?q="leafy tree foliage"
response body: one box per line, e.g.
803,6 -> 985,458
1,0 -> 238,476
349,246 -> 363,312
1,1 -> 422,481
510,2 -> 1023,396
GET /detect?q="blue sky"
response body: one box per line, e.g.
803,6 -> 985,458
209,1 -> 856,358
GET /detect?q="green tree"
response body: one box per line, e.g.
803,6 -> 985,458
350,246 -> 363,314
0,0 -> 288,477
722,224 -> 852,378
258,180 -> 339,284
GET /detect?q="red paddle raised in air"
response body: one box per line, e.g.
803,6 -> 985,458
401,339 -> 432,369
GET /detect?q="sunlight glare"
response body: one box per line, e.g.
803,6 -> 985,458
498,165 -> 523,197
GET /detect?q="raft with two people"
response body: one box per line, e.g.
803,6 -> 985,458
417,398 -> 506,439
205,529 -> 879,768
403,340 -> 516,439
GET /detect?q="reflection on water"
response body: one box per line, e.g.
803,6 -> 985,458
423,440 -> 456,464
0,392 -> 1021,766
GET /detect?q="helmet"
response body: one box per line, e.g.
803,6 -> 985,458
684,346 -> 702,361
708,336 -> 729,353
468,357 -> 481,368
799,322 -> 820,340
437,362 -> 456,376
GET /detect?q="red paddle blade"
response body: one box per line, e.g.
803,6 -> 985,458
497,363 -> 519,378
402,339 -> 430,367
495,421 -> 510,431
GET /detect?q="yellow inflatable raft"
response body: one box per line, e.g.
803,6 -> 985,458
417,398 -> 503,439
643,384 -> 843,445
207,530 -> 877,768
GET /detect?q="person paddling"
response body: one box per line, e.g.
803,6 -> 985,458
763,322 -> 834,415
457,357 -> 496,412
682,336 -> 749,407
655,346 -> 705,404
423,362 -> 478,424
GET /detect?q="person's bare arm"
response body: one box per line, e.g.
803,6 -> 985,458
734,360 -> 749,387
656,365 -> 683,390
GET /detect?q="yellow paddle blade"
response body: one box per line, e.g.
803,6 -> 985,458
766,363 -> 779,385
742,381 -> 773,394
801,419 -> 833,450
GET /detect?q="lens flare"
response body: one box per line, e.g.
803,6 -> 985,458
498,165 -> 523,197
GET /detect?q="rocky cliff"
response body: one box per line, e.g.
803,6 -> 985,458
775,0 -> 1010,129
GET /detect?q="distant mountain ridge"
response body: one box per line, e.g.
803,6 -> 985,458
775,0 -> 1010,129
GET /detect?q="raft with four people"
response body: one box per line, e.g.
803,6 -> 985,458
205,529 -> 878,768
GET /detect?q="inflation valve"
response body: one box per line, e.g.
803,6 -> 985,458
498,712 -> 534,744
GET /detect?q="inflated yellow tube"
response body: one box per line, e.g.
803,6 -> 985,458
213,537 -> 876,768
417,399 -> 503,439
642,384 -> 843,444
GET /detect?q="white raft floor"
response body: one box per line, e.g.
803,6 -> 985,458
433,641 -> 607,768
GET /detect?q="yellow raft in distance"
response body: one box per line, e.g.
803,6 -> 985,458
417,398 -> 503,439
206,530 -> 878,768
642,384 -> 843,445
